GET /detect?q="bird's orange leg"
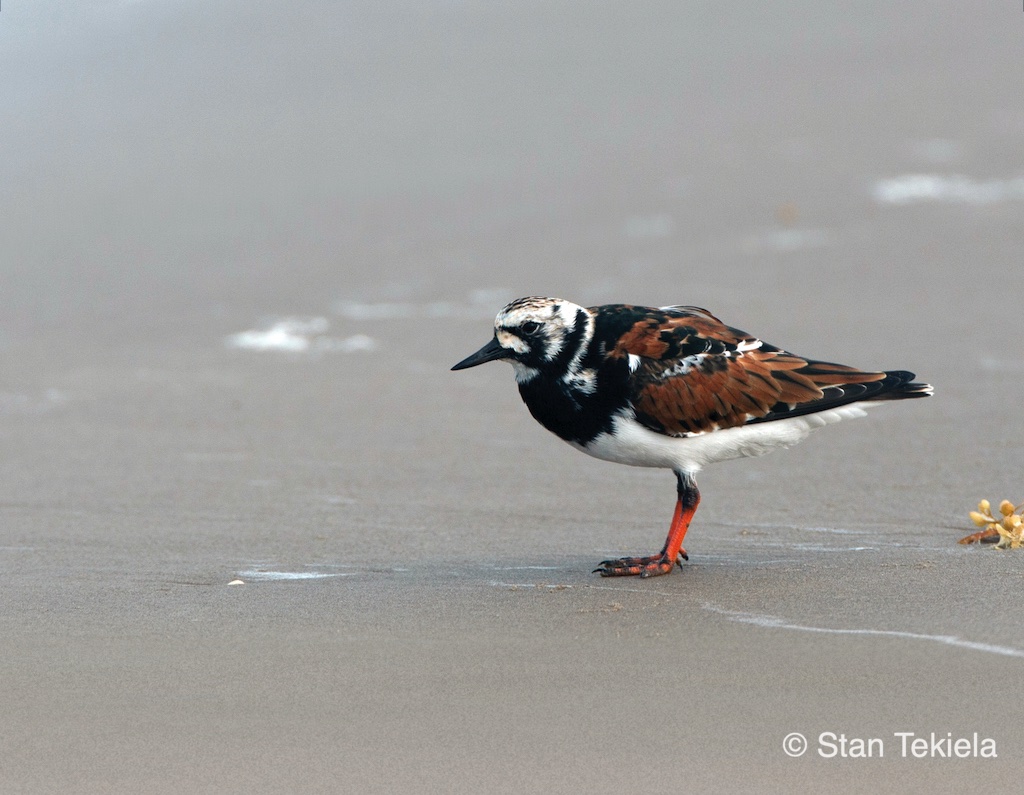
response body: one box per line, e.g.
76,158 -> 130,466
595,473 -> 700,578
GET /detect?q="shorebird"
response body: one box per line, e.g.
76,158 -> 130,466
452,297 -> 932,577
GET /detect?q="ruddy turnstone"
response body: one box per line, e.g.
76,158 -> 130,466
452,297 -> 932,578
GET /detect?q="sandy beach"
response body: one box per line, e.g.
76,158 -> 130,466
3,1 -> 1024,791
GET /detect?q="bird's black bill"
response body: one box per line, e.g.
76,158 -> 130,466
451,337 -> 508,370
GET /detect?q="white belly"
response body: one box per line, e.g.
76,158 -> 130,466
571,404 -> 872,473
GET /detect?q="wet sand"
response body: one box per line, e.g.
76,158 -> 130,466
3,1 -> 1024,792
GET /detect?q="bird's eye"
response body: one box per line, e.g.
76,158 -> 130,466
521,321 -> 540,335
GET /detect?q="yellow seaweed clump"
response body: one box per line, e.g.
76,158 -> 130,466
960,499 -> 1024,549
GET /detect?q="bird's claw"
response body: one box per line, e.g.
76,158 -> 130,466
593,550 -> 687,578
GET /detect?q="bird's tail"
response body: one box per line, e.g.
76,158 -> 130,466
870,371 -> 933,401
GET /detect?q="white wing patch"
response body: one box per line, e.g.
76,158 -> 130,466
659,353 -> 708,378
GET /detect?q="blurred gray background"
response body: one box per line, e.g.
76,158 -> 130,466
5,1 -> 1022,344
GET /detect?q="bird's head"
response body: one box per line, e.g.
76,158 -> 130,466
451,296 -> 592,382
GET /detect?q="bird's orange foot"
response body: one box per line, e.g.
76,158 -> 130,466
593,550 -> 688,578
